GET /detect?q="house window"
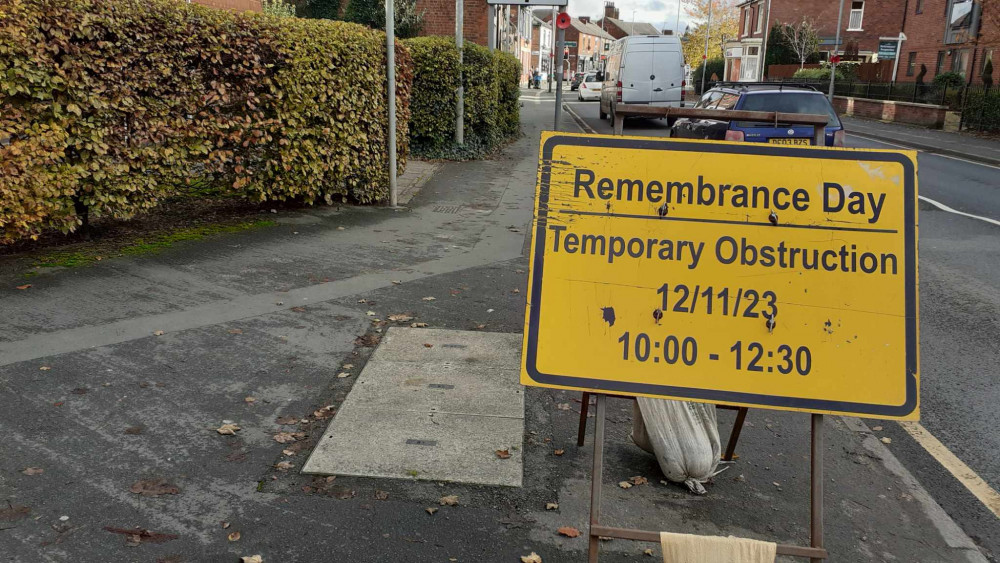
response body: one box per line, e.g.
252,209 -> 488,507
847,1 -> 864,30
906,52 -> 917,76
935,51 -> 947,75
743,9 -> 752,36
951,48 -> 969,76
746,46 -> 760,56
915,0 -> 923,13
756,2 -> 765,32
945,0 -> 980,44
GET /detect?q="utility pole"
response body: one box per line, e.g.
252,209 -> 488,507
549,6 -> 556,93
675,0 -> 682,34
487,6 -> 495,52
553,6 -> 566,130
700,0 -> 712,95
455,0 -> 464,145
386,0 -> 397,207
828,0 -> 844,102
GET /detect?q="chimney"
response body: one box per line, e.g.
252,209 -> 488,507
604,1 -> 619,19
579,16 -> 590,24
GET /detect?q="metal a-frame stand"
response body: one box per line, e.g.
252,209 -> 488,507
584,394 -> 828,562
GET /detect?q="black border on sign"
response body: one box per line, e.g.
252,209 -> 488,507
524,135 -> 918,417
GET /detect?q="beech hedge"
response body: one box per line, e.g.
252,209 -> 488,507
0,0 -> 411,243
405,36 -> 520,156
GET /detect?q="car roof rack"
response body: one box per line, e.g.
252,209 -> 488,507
710,81 -> 821,92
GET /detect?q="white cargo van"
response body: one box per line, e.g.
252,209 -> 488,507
599,35 -> 685,123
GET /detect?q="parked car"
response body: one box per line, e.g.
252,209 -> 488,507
600,35 -> 686,123
577,73 -> 602,101
570,72 -> 586,91
670,83 -> 845,147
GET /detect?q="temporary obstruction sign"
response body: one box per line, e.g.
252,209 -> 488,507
520,132 -> 920,420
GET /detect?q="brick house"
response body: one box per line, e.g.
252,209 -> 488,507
540,14 -> 615,76
726,0 -> 908,81
531,16 -> 554,75
596,1 -> 661,40
189,0 -> 261,11
415,0 -> 491,46
896,0 -> 998,83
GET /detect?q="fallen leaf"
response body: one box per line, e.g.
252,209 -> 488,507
423,343 -> 433,348
103,526 -> 178,544
644,548 -> 655,556
881,437 -> 892,444
16,284 -> 31,290
374,490 -> 389,501
228,530 -> 241,542
71,387 -> 88,395
618,481 -> 632,489
314,405 -> 335,418
425,507 -> 438,515
244,396 -> 256,404
358,299 -> 367,303
388,314 -> 413,322
515,269 -> 525,274
629,476 -> 648,486
772,481 -> 781,487
217,423 -> 241,435
512,289 -> 520,293
129,479 -> 180,497
545,502 -> 559,510
475,324 -> 486,329
273,432 -> 300,444
495,449 -> 511,459
275,461 -> 294,471
337,372 -> 351,378
282,449 -> 295,456
422,296 -> 436,301
439,495 -> 459,506
21,467 -> 43,476
410,322 -> 428,328
52,401 -> 63,407
222,521 -> 230,529
228,328 -> 243,335
487,308 -> 494,313
553,449 -> 565,456
241,556 -> 263,563
556,403 -> 571,411
275,416 -> 298,425
872,425 -> 883,431
342,364 -> 354,369
291,306 -> 306,313
0,505 -> 30,522
153,330 -> 165,336
366,311 -> 376,316
391,280 -> 401,284
337,226 -> 345,230
39,366 -> 51,371
521,552 -> 543,563
558,526 -> 581,538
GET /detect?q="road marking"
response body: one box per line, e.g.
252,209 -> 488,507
919,195 -> 1000,227
563,103 -> 596,134
847,133 -> 1000,170
900,421 -> 1000,519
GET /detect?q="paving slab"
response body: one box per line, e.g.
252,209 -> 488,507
303,328 -> 525,487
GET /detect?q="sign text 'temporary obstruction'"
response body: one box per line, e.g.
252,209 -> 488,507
520,133 -> 919,420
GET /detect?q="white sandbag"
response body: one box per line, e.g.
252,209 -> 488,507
632,397 -> 722,495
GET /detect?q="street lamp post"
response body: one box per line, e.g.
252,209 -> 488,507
828,0 -> 845,102
700,0 -> 712,95
386,0 -> 397,207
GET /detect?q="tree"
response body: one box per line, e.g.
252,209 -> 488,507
343,0 -> 425,38
779,19 -> 819,69
680,0 -> 739,70
263,0 -> 296,17
298,0 -> 343,19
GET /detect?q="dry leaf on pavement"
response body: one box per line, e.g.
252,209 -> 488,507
342,364 -> 354,369
228,328 -> 243,335
273,432 -> 302,444
388,314 -> 414,322
374,490 -> 389,501
276,416 -> 298,425
881,437 -> 892,444
495,449 -> 511,459
153,330 -> 165,336
16,284 -> 31,290
228,530 -> 241,542
217,423 -> 241,435
438,495 -> 459,506
129,479 -> 180,496
423,343 -> 433,348
521,552 -> 543,563
410,322 -> 428,328
291,307 -> 306,313
644,548 -> 655,556
425,507 -> 438,515
545,502 -> 559,510
21,467 -> 43,476
336,372 -> 351,378
241,556 -> 263,563
282,449 -> 295,456
422,296 -> 436,301
39,366 -> 51,371
558,526 -> 581,538
366,311 -> 376,316
244,397 -> 256,404
555,403 -> 571,411
629,476 -> 648,486
618,481 -> 632,489
275,461 -> 294,471
553,449 -> 565,456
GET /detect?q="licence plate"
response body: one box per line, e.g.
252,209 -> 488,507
769,138 -> 810,145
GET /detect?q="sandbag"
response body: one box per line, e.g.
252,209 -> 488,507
631,398 -> 722,494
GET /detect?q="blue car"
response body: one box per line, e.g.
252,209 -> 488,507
670,83 -> 845,147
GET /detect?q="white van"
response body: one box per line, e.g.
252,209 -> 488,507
599,35 -> 686,123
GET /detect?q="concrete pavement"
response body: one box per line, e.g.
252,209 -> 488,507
0,88 -> 994,562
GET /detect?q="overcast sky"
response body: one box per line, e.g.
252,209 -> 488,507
567,0 -> 691,34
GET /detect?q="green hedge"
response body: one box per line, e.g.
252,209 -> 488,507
404,36 -> 519,157
0,0 -> 411,244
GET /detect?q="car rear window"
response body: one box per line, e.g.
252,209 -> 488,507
736,92 -> 841,127
585,74 -> 597,81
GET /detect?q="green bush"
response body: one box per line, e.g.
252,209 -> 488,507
404,36 -> 519,158
933,71 -> 964,88
692,58 -> 725,94
0,0 -> 412,243
793,67 -> 844,81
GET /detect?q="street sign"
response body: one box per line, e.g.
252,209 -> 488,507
521,132 -> 919,420
564,41 -> 578,47
487,0 -> 567,5
878,40 -> 899,60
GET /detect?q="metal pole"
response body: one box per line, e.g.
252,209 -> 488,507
810,413 -> 825,563
700,0 -> 712,95
548,7 -> 556,93
890,34 -> 904,83
455,0 -> 464,145
587,394 -> 607,563
554,6 -> 566,130
386,0 -> 397,207
675,0 -> 682,33
759,0 -> 772,79
828,0 -> 844,102
487,6 -> 495,52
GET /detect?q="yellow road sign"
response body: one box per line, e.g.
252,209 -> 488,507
521,132 -> 919,420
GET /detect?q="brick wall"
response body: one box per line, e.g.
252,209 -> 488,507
833,95 -> 947,127
768,0 -> 907,55
416,0 -> 490,45
191,0 -> 261,12
897,0 -> 1000,83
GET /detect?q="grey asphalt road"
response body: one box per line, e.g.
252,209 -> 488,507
566,97 -> 1000,557
0,91 -> 994,562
